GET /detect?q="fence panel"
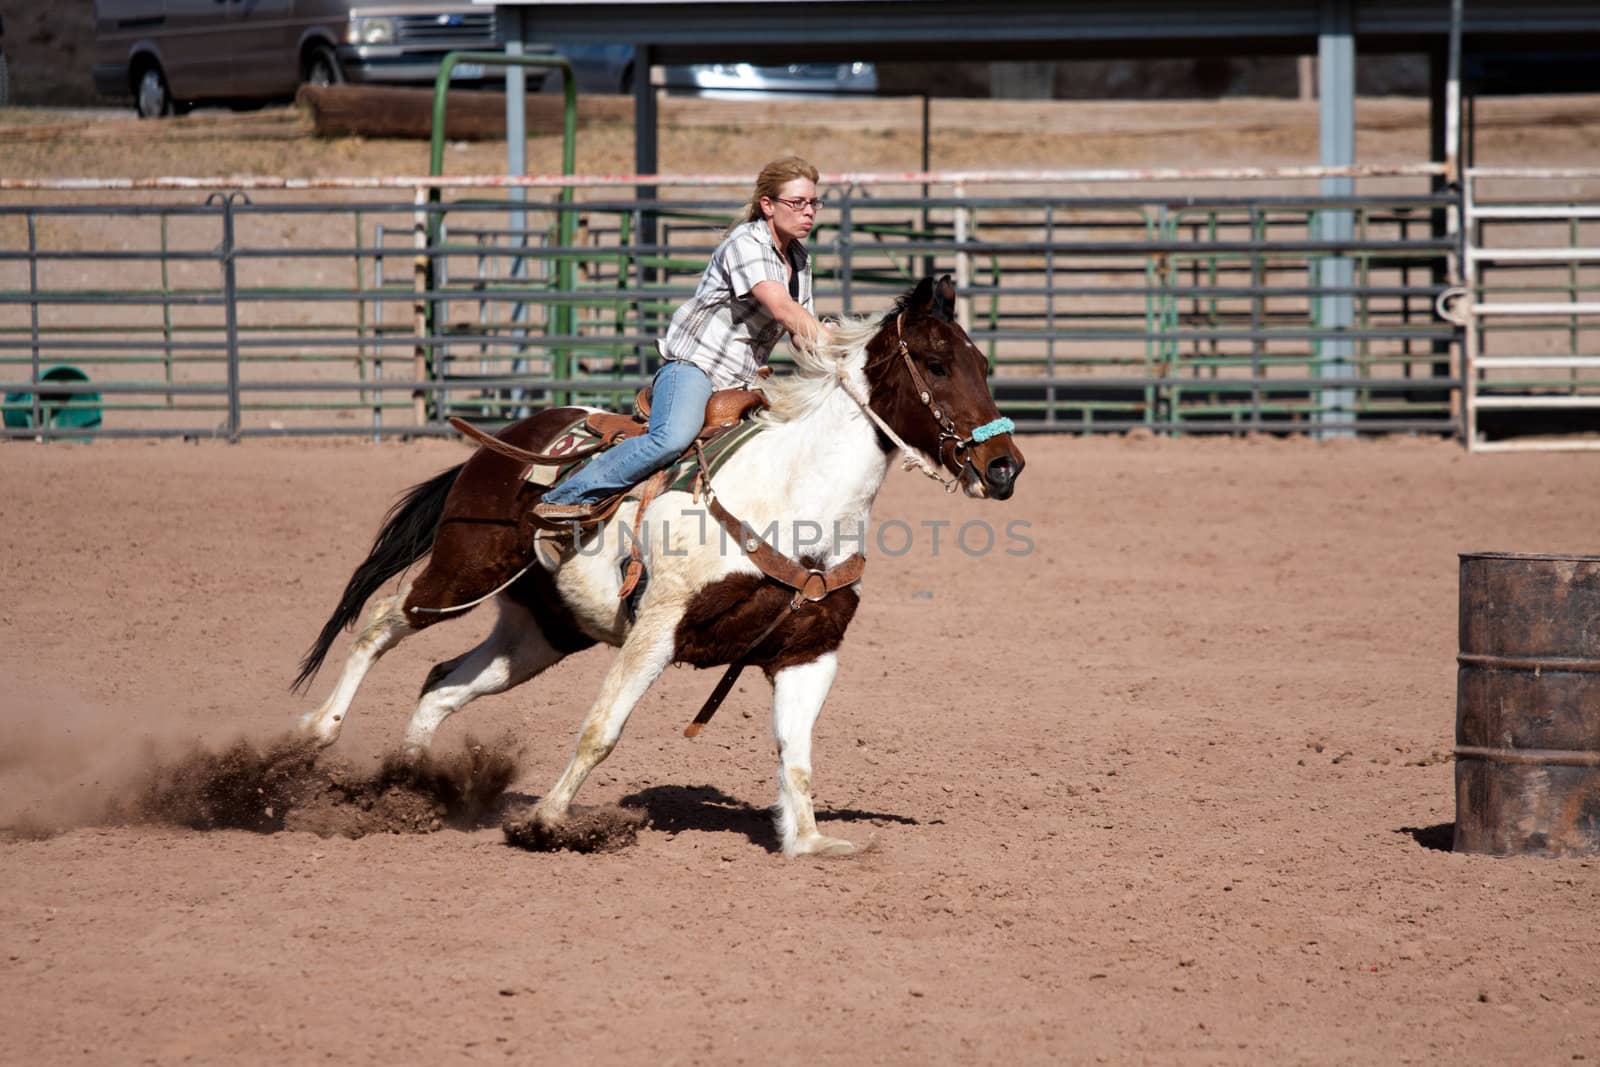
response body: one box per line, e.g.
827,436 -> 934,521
0,167 -> 1463,441
1460,168 -> 1600,451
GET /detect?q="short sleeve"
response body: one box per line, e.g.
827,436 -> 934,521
722,227 -> 787,300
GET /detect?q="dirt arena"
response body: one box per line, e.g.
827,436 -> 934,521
0,432 -> 1597,1065
5,91 -> 1600,1064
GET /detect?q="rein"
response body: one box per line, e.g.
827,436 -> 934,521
836,314 -> 1013,493
448,416 -> 608,466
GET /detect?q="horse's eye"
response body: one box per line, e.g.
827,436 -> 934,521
926,358 -> 948,378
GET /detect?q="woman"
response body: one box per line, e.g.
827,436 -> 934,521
533,155 -> 828,523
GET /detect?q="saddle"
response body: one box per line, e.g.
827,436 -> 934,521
582,386 -> 768,445
449,385 -> 767,486
449,385 -> 770,609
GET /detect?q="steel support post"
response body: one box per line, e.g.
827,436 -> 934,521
839,190 -> 854,316
213,192 -> 243,443
635,43 -> 659,308
503,18 -> 532,415
26,213 -> 41,436
1424,40 -> 1455,412
1316,0 -> 1356,436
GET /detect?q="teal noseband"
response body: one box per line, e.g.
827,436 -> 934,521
969,417 -> 1015,444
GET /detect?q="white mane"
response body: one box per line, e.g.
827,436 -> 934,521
756,314 -> 881,425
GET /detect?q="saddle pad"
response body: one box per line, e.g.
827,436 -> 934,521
522,412 -> 600,487
522,410 -> 766,497
664,418 -> 767,493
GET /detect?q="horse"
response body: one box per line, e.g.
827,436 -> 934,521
292,275 -> 1025,857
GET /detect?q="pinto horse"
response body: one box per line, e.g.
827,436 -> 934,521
293,275 -> 1025,856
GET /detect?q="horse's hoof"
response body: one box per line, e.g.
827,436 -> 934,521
789,833 -> 856,858
527,803 -> 565,830
294,712 -> 340,748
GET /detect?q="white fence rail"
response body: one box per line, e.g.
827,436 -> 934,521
1462,167 -> 1600,452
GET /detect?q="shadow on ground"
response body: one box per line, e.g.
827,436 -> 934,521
1397,823 -> 1454,852
619,783 -> 918,852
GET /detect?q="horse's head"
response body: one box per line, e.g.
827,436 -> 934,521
863,275 -> 1025,500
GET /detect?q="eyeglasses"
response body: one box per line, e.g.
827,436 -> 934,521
771,196 -> 825,212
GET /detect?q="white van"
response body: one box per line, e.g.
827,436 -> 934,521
93,0 -> 504,118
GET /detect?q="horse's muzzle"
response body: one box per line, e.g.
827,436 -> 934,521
984,454 -> 1021,500
961,448 -> 1022,500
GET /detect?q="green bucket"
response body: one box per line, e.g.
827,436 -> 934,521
4,365 -> 102,434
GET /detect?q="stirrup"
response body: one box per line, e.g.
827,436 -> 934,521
532,500 -> 598,523
531,491 -> 626,532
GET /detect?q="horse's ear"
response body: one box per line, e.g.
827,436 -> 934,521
934,274 -> 958,322
905,275 -> 957,322
907,276 -> 936,315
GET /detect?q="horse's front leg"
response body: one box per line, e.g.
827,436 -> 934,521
771,652 -> 854,857
531,618 -> 675,827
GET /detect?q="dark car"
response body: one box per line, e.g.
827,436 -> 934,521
542,44 -> 876,99
93,0 -> 504,118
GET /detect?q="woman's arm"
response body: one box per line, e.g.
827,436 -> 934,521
751,279 -> 828,344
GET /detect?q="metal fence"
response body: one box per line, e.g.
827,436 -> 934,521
0,166 -> 1469,441
1456,167 -> 1600,451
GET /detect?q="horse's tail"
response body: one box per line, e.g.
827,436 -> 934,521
291,463 -> 464,693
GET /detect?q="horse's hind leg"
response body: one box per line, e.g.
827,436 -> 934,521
771,652 -> 854,857
402,599 -> 566,756
297,593 -> 414,747
531,617 -> 676,827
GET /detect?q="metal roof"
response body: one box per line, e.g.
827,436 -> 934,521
478,0 -> 1595,190
482,0 -> 1600,61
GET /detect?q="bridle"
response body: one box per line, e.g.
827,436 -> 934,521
838,313 -> 1014,492
892,312 -> 1015,474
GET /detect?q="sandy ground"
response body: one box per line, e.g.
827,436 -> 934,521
2,433 -> 1599,1065
3,90 -> 1600,1065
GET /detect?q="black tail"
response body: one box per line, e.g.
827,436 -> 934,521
292,463 -> 464,693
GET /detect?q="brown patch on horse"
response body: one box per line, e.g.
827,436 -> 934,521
401,407 -> 589,626
673,568 -> 860,675
506,564 -> 596,655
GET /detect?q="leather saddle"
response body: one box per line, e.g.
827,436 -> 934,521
583,385 -> 767,444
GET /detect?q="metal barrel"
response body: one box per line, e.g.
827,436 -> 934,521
1456,552 -> 1600,856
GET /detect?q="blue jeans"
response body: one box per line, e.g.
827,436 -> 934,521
541,360 -> 713,505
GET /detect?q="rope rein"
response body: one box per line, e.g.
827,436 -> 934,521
833,370 -> 959,491
407,557 -> 539,615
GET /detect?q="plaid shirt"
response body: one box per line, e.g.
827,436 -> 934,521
659,220 -> 813,389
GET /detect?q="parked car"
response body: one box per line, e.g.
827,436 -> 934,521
538,45 -> 876,99
537,42 -> 636,95
664,61 -> 877,99
93,0 -> 505,118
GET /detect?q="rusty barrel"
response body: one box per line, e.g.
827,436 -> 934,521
1456,552 -> 1600,856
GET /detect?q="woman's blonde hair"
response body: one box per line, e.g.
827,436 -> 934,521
734,155 -> 820,227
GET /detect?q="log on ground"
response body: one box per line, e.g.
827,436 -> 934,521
296,85 -> 633,141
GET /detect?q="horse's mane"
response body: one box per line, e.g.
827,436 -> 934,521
756,314 -> 878,424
